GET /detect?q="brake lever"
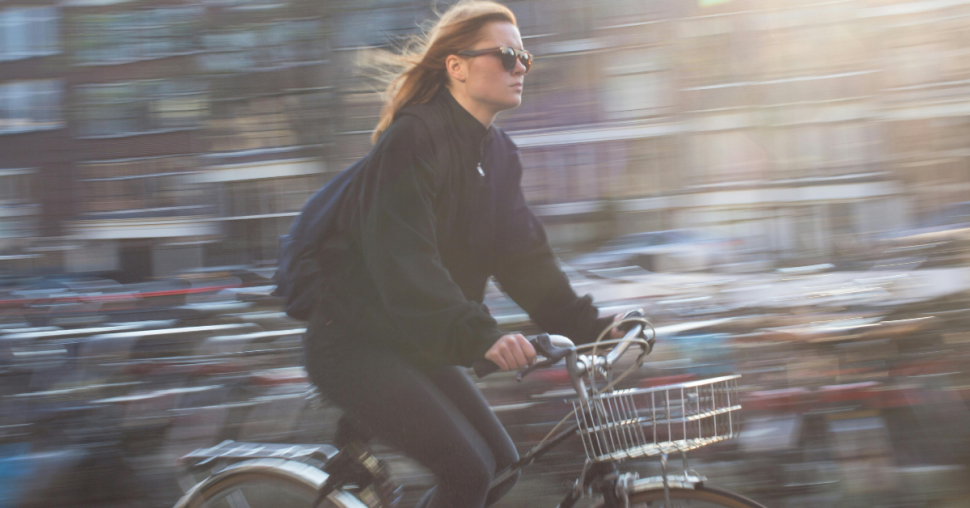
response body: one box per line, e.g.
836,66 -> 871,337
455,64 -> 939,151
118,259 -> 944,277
515,357 -> 557,382
516,333 -> 574,382
614,308 -> 645,333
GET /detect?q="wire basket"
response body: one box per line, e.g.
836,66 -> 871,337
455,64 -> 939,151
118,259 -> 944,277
571,374 -> 741,462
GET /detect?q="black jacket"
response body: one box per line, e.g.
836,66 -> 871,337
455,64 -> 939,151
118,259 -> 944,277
299,88 -> 613,367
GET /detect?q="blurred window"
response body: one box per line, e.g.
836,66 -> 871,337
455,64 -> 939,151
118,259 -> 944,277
72,6 -> 202,64
0,217 -> 35,241
337,91 -> 382,135
790,125 -> 823,171
201,0 -> 287,6
200,19 -> 324,72
592,0 -> 666,28
0,6 -> 59,61
660,231 -> 690,244
220,175 -> 319,218
75,80 -> 207,137
678,23 -> 737,88
832,123 -> 869,168
0,80 -> 63,134
0,169 -> 35,205
690,130 -> 762,184
333,7 -> 424,50
207,95 -> 314,152
602,48 -> 670,120
76,156 -> 201,215
764,128 -> 793,177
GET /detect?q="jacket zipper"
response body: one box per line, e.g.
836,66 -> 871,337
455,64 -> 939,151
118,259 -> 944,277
476,132 -> 489,179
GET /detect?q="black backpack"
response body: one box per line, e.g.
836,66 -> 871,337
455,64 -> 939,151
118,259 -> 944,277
272,160 -> 360,321
273,108 -> 453,321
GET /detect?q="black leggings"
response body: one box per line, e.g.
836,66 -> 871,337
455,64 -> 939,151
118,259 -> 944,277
304,318 -> 519,508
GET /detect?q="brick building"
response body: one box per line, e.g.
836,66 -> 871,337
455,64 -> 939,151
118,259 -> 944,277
0,1 -> 67,273
3,0 -> 970,277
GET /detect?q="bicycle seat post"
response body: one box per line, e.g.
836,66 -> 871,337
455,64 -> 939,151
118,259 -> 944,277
329,414 -> 402,508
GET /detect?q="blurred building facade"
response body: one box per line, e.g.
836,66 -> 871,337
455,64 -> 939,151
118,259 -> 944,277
62,0 -> 216,281
318,0 -> 931,265
188,0 -> 331,267
2,0 -> 970,278
0,0 -> 333,279
0,1 -> 66,273
873,0 -> 970,225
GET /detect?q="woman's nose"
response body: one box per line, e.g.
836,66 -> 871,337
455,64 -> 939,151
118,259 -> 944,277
512,58 -> 527,76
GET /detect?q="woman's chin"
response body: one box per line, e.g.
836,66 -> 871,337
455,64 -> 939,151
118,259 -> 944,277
501,94 -> 523,110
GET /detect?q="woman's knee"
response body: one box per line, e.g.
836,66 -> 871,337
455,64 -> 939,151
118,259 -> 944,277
484,468 -> 519,507
494,446 -> 518,473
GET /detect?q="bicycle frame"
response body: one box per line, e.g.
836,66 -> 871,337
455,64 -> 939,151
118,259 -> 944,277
184,318 -> 743,508
489,325 -> 655,507
483,322 -> 730,508
487,418 -> 621,508
312,325 -> 649,507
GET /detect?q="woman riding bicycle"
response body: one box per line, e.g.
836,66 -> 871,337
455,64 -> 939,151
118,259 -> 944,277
299,2 -> 624,507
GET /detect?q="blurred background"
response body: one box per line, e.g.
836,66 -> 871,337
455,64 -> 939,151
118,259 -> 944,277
3,0 -> 970,507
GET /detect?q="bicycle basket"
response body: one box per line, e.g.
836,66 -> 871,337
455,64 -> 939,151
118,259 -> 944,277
571,374 -> 741,462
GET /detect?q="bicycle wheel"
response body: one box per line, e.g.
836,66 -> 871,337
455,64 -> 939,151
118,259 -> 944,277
181,471 -> 363,508
593,486 -> 767,508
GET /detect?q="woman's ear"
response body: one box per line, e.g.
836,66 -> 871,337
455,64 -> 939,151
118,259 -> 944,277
445,54 -> 467,84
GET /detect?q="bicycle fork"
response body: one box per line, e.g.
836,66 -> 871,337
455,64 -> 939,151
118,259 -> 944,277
558,460 -> 629,508
559,453 -> 706,508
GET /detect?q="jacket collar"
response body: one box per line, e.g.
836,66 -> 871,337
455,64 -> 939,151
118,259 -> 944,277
435,87 -> 493,156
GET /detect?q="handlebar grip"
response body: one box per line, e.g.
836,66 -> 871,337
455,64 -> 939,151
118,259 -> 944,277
615,308 -> 645,332
473,359 -> 501,378
473,334 -> 575,379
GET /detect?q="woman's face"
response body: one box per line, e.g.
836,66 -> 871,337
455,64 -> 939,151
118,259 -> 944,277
462,21 -> 528,113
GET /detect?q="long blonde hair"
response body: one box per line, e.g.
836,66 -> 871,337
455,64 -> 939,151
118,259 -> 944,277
370,0 -> 517,144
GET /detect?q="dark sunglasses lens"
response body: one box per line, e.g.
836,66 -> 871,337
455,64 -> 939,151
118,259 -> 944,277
500,48 -> 531,73
501,48 -> 517,71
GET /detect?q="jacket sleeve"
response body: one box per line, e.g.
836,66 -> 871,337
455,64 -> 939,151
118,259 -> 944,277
492,149 -> 615,345
355,119 -> 503,366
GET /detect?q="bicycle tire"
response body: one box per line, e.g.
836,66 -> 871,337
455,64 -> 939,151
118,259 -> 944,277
178,468 -> 366,508
592,485 -> 767,508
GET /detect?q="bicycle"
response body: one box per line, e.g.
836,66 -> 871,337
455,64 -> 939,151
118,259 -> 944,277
173,313 -> 765,508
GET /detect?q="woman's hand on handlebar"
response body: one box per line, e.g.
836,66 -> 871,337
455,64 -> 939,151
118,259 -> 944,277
609,308 -> 648,339
485,334 -> 537,371
610,313 -> 627,339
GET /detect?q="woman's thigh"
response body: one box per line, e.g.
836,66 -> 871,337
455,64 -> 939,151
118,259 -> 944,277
305,331 -> 497,499
424,366 -> 521,506
424,366 -> 519,469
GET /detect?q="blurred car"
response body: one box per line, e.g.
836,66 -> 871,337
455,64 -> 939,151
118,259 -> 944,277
6,276 -> 132,327
874,203 -> 970,269
918,201 -> 970,230
565,229 -> 735,273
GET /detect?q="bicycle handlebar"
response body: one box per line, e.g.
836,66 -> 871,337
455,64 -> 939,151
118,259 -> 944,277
472,309 -> 649,381
472,333 -> 575,378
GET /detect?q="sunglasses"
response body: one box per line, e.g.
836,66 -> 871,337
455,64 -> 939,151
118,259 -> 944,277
457,46 -> 533,74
